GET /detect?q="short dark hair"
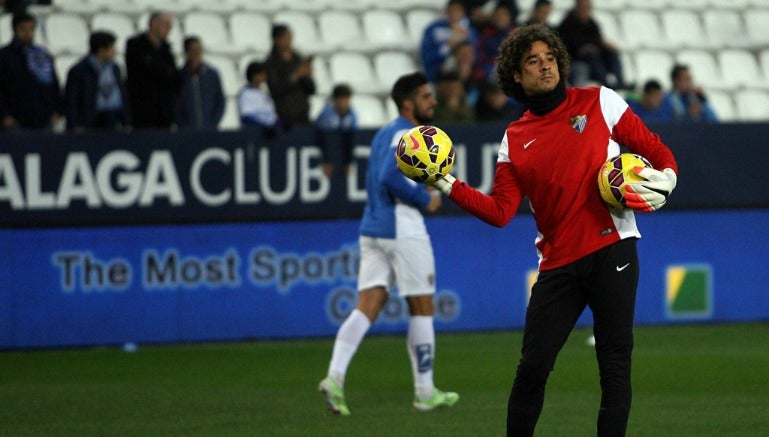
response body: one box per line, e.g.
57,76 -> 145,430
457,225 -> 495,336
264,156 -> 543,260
332,84 -> 352,99
89,31 -> 116,54
183,36 -> 200,53
534,0 -> 552,8
390,72 -> 428,110
671,64 -> 689,82
12,11 -> 36,30
496,24 -> 570,102
148,11 -> 167,27
245,61 -> 266,81
271,24 -> 290,40
643,79 -> 662,94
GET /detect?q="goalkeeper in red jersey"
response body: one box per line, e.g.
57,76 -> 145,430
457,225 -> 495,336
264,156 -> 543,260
431,24 -> 678,436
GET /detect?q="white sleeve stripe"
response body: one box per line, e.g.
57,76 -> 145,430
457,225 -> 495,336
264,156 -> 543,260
498,131 -> 511,163
599,86 -> 629,132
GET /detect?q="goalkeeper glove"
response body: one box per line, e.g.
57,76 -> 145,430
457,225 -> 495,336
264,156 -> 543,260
431,174 -> 456,196
625,167 -> 677,212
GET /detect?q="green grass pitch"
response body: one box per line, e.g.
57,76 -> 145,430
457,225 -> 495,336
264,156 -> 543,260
2,323 -> 768,436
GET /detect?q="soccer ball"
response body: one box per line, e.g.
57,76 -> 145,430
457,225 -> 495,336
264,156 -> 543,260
394,125 -> 455,184
597,153 -> 653,210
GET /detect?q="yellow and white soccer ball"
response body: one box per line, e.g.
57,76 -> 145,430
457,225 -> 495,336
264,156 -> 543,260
597,153 -> 653,210
394,125 -> 455,184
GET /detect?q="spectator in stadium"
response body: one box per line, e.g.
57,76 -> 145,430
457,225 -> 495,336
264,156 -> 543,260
264,24 -> 316,130
237,60 -> 278,137
433,70 -> 474,124
65,31 -> 131,132
522,0 -> 554,29
558,0 -> 626,89
474,80 -> 524,122
663,64 -> 718,122
442,40 -> 483,106
461,0 -> 519,31
175,36 -> 225,130
427,24 -> 678,435
319,72 -> 458,417
314,83 -> 358,178
0,11 -> 63,131
420,0 -> 477,83
125,11 -> 179,129
475,2 -> 517,84
626,79 -> 674,124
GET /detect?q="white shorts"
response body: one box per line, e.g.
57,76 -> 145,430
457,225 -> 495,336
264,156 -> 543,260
357,235 -> 436,297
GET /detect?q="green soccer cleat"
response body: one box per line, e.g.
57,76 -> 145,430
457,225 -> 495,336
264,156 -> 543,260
318,376 -> 350,416
413,388 -> 460,412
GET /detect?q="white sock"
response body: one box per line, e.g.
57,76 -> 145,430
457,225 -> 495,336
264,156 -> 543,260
407,315 -> 435,400
328,309 -> 371,387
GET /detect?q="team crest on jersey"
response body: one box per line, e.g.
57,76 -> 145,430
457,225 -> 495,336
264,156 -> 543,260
570,115 -> 587,133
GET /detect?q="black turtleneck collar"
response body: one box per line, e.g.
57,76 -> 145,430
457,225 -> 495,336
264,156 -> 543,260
524,80 -> 567,116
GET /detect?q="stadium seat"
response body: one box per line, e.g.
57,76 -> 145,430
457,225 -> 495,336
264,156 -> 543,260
627,0 -> 667,10
133,0 -> 189,14
0,14 -> 12,43
182,12 -> 239,55
361,9 -> 413,51
703,9 -> 751,49
617,10 -> 666,49
734,89 -> 769,121
51,0 -> 101,14
718,49 -> 768,90
329,51 -> 387,95
272,10 -> 327,55
744,8 -> 769,46
593,0 -> 627,11
620,52 -> 636,89
317,10 -> 375,53
704,89 -> 737,122
285,0 -> 328,12
91,13 -> 136,55
675,49 -> 725,90
178,0 -> 238,13
634,50 -> 674,89
326,0 -> 375,11
385,97 -> 398,120
708,0 -> 749,8
54,53 -> 81,87
44,13 -> 90,56
759,49 -> 769,84
351,94 -> 387,128
593,10 -> 624,48
89,0 -> 145,14
219,96 -> 240,130
310,94 -> 326,121
373,51 -> 418,90
660,9 -> 710,49
310,56 -> 334,96
205,54 -> 241,97
229,12 -> 272,53
229,0 -> 283,13
672,0 -> 708,9
405,9 -> 439,48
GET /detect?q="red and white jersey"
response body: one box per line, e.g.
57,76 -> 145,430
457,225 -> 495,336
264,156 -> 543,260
450,86 -> 678,271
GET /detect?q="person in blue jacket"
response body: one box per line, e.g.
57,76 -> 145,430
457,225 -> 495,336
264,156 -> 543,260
420,0 -> 477,83
318,72 -> 458,416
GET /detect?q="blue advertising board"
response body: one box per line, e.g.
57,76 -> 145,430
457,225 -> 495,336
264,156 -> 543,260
2,209 -> 767,349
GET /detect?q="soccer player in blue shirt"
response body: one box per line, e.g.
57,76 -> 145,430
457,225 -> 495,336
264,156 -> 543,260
319,72 -> 458,415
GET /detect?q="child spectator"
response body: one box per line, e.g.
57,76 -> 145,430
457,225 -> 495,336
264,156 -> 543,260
663,64 -> 718,122
315,84 -> 358,178
626,80 -> 674,124
238,61 -> 278,137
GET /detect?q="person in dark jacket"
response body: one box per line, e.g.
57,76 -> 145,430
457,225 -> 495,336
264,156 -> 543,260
264,24 -> 315,130
175,36 -> 225,130
0,11 -> 63,131
65,31 -> 131,132
557,0 -> 626,89
125,11 -> 179,129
